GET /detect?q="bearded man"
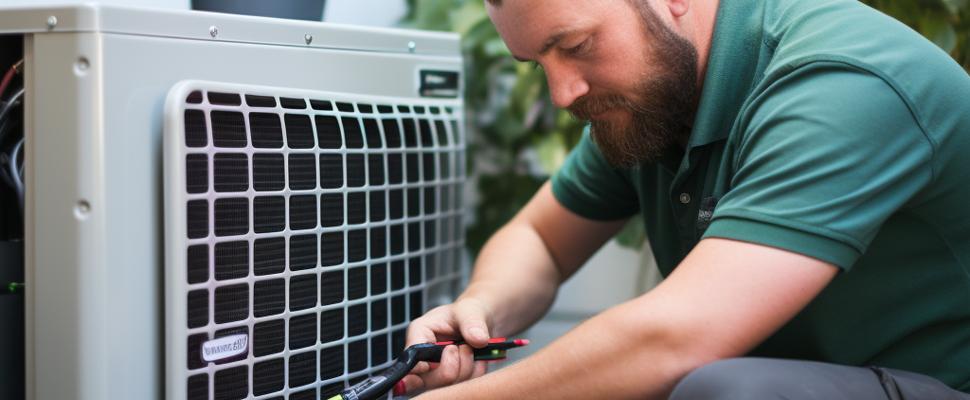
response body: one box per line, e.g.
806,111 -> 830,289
402,0 -> 970,398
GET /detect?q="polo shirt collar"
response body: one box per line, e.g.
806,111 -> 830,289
687,0 -> 768,149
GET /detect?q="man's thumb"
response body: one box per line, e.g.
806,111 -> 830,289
454,301 -> 491,347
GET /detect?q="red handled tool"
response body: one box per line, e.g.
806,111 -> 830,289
329,337 -> 529,400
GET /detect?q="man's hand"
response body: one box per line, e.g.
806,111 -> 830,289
399,298 -> 493,394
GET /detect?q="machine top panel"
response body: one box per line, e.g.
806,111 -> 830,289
0,3 -> 459,56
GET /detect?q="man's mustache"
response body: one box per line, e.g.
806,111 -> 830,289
568,94 -> 636,120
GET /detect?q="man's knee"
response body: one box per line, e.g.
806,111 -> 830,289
668,358 -> 898,400
669,358 -> 771,400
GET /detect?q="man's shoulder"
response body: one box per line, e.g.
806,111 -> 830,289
748,0 -> 970,179
761,0 -> 969,108
740,0 -> 970,158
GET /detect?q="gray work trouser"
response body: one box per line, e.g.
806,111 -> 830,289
669,358 -> 970,400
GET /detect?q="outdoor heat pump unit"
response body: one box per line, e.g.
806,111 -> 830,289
0,4 -> 466,400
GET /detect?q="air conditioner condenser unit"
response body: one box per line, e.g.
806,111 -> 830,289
0,5 -> 467,399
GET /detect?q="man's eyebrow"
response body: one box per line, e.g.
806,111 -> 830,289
511,28 -> 578,62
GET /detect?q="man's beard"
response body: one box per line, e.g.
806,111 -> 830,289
568,4 -> 700,168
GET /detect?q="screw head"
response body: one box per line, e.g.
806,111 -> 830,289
407,41 -> 417,53
74,200 -> 91,219
304,34 -> 313,45
209,25 -> 219,38
74,57 -> 90,75
46,15 -> 58,29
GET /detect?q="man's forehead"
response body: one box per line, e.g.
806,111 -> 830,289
487,0 -> 600,59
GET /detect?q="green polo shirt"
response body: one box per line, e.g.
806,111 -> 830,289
551,0 -> 970,391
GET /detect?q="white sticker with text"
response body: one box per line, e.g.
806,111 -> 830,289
201,334 -> 248,362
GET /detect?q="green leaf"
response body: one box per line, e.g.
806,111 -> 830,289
451,1 -> 487,35
411,0 -> 454,31
466,172 -> 545,254
941,0 -> 968,15
533,132 -> 569,174
483,37 -> 511,57
921,13 -> 959,53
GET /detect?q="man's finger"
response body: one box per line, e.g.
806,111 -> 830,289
419,345 -> 461,389
405,306 -> 464,347
471,360 -> 488,379
453,301 -> 491,347
410,361 -> 430,375
401,374 -> 425,395
456,344 -> 476,382
405,317 -> 443,347
403,351 -> 489,396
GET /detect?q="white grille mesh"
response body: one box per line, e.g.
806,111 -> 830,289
164,81 -> 465,400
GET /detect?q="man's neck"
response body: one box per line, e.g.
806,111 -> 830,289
690,0 -> 720,91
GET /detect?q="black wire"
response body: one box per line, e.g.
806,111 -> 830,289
9,138 -> 23,216
0,84 -> 24,237
0,98 -> 22,169
0,88 -> 23,125
16,136 -> 23,179
0,101 -> 15,147
0,154 -> 12,189
0,120 -> 14,189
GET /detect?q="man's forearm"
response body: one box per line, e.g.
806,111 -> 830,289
418,296 -> 703,400
457,220 -> 563,337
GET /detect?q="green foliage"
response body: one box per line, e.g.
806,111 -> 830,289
863,0 -> 970,68
401,0 -> 586,253
401,0 -> 970,254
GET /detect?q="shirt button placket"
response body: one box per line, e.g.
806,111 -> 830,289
679,193 -> 691,204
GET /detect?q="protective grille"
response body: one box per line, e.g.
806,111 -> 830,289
165,81 -> 465,400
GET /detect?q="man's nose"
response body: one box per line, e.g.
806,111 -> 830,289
545,64 -> 589,109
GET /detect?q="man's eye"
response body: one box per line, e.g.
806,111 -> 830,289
564,38 -> 592,56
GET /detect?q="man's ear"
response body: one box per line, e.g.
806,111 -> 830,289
666,0 -> 690,18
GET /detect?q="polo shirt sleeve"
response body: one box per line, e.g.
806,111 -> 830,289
703,65 -> 934,270
551,127 -> 639,220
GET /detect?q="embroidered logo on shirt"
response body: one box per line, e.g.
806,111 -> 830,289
696,196 -> 719,232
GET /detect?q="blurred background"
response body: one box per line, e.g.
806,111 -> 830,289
5,0 -> 966,365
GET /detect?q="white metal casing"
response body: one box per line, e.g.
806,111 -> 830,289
2,4 -> 462,399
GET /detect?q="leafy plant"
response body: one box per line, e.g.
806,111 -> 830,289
863,0 -> 970,67
401,0 -> 969,254
402,0 -> 587,253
